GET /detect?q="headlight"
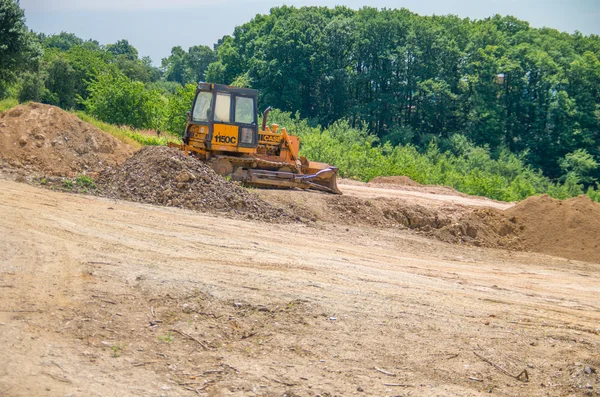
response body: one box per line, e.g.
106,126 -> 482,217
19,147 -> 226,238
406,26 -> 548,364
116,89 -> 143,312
240,127 -> 254,144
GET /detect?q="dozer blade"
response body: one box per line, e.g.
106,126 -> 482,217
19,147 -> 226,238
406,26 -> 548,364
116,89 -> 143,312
299,167 -> 342,194
239,167 -> 342,194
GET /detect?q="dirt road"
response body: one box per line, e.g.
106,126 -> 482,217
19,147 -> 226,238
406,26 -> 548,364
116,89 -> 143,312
339,182 -> 513,210
1,179 -> 599,396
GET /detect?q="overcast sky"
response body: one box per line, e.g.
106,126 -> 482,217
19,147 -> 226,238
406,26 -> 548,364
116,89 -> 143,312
21,0 -> 600,65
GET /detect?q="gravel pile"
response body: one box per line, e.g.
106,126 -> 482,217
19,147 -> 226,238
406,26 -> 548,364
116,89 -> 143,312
98,146 -> 297,222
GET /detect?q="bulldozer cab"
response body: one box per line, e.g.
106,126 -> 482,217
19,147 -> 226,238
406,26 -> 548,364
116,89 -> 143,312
186,83 -> 259,153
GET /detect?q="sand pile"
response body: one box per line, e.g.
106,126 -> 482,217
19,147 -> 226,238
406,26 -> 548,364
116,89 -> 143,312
98,146 -> 296,222
0,103 -> 134,177
506,195 -> 600,263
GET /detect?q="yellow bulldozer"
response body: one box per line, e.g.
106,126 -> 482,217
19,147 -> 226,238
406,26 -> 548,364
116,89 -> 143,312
168,83 -> 341,194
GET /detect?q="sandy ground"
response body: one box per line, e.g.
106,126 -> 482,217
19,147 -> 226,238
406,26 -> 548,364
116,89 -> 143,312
338,183 -> 513,210
1,179 -> 599,397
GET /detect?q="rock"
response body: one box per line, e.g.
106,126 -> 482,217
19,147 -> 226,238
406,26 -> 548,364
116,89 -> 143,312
18,136 -> 28,146
176,172 -> 191,182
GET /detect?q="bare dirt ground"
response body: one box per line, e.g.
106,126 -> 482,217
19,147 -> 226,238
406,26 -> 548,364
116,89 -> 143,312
338,181 -> 513,210
1,178 -> 599,397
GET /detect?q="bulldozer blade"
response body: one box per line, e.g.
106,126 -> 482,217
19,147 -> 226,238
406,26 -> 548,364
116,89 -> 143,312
242,167 -> 342,194
297,167 -> 342,194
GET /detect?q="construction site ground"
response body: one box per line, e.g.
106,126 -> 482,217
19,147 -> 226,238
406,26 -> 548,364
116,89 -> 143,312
1,104 -> 599,396
1,178 -> 599,397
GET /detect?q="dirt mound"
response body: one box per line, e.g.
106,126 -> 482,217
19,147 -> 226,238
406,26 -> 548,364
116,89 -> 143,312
98,146 -> 297,222
0,103 -> 134,177
316,194 -> 520,248
370,175 -> 422,187
506,195 -> 600,263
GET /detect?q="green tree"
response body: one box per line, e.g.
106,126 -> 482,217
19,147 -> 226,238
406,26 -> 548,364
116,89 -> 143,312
83,72 -> 164,130
161,46 -> 186,84
163,83 -> 196,135
0,0 -> 42,97
106,39 -> 138,61
559,149 -> 598,184
185,45 -> 216,82
45,57 -> 78,108
17,72 -> 45,102
42,32 -> 83,51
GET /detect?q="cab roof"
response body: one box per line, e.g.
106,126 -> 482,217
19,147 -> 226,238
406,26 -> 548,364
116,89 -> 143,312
197,82 -> 258,97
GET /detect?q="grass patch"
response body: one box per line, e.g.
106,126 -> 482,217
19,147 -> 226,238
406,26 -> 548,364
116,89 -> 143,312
111,344 -> 125,358
75,111 -> 180,148
158,332 -> 174,343
0,98 -> 19,113
75,174 -> 96,190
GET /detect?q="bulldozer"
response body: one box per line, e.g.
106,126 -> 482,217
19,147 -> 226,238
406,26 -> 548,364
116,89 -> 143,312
168,82 -> 341,194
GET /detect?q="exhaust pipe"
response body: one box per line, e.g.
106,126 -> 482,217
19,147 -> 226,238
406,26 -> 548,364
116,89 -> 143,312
262,106 -> 272,131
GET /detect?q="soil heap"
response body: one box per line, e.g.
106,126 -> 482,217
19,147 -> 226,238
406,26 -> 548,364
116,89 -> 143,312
98,146 -> 297,222
0,103 -> 134,177
324,194 -> 520,248
505,194 -> 600,263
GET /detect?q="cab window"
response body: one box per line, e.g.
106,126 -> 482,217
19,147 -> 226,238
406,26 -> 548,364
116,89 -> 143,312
192,92 -> 212,122
235,96 -> 255,124
214,93 -> 231,122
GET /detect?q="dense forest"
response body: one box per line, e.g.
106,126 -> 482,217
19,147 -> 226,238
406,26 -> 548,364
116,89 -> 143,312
1,0 -> 599,201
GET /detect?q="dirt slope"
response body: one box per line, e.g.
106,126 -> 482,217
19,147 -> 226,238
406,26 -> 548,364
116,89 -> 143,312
506,194 -> 600,263
0,103 -> 134,177
1,180 -> 598,397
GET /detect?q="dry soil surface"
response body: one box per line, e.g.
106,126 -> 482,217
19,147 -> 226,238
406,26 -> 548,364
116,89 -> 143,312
1,179 -> 599,397
338,179 -> 512,210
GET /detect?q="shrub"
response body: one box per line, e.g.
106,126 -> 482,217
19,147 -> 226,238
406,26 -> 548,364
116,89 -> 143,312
82,72 -> 165,130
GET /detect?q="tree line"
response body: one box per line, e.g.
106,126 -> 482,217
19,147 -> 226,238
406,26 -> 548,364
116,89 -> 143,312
206,6 -> 600,185
1,0 -> 599,198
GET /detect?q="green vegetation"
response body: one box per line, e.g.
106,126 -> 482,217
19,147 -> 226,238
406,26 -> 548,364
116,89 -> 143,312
1,0 -> 599,203
75,112 -> 178,147
269,110 -> 600,202
158,332 -> 174,343
0,0 -> 41,97
211,7 -> 600,185
75,175 -> 96,190
111,344 -> 125,358
0,98 -> 18,112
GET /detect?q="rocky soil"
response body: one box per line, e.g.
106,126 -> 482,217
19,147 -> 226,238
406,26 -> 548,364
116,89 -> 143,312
97,146 -> 297,222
